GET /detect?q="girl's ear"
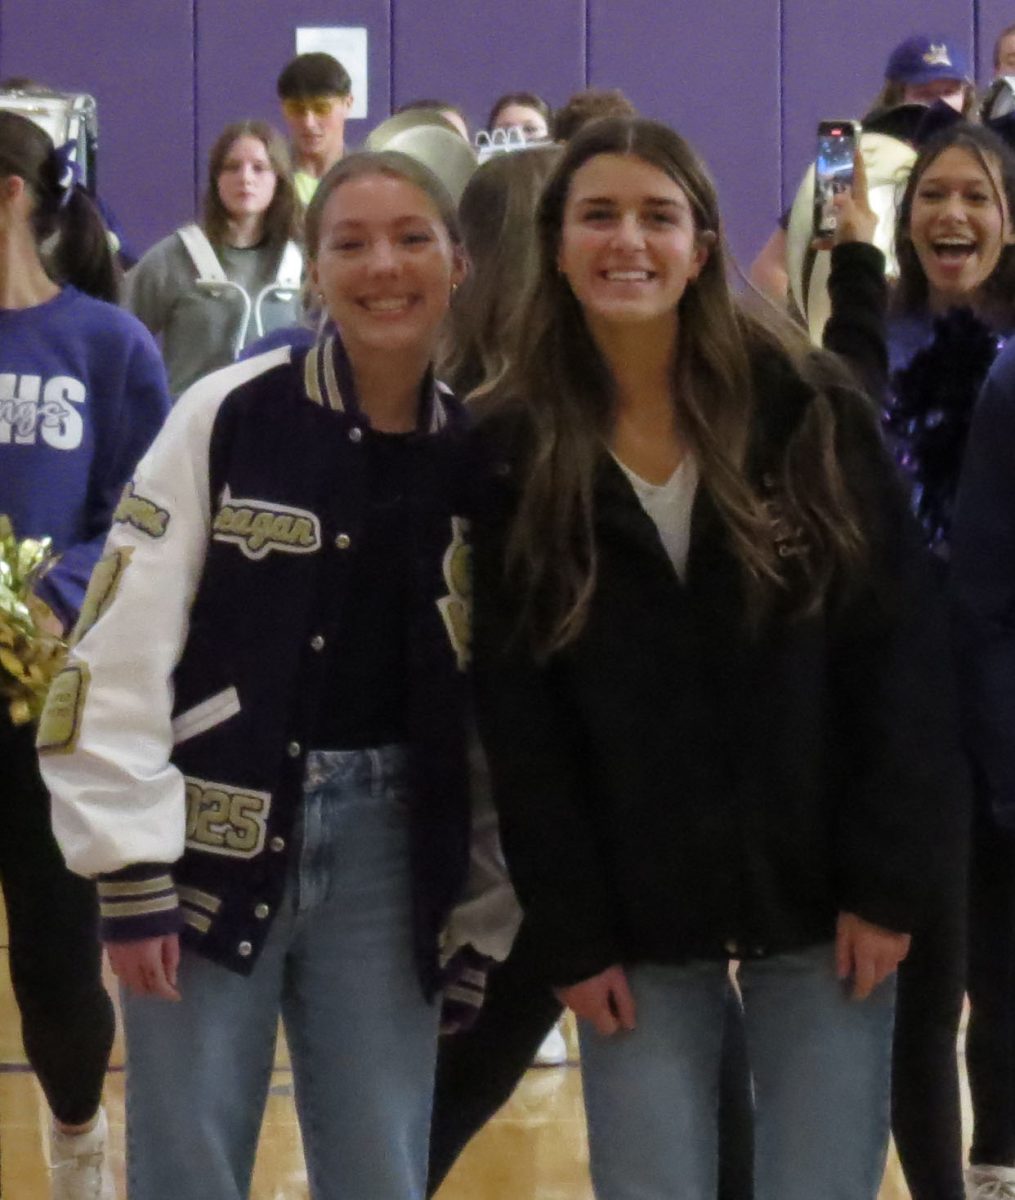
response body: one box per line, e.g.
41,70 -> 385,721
0,174 -> 25,206
690,229 -> 716,281
450,244 -> 468,289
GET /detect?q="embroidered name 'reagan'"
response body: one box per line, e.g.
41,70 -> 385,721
212,491 -> 322,561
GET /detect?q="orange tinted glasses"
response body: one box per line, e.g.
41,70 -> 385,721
282,97 -> 346,119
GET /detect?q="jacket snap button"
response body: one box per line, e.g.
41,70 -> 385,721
238,941 -> 253,957
310,634 -> 325,651
269,836 -> 285,852
286,741 -> 301,758
348,426 -> 363,443
254,903 -> 270,920
335,533 -> 351,550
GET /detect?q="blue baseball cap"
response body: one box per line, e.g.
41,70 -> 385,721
885,36 -> 970,85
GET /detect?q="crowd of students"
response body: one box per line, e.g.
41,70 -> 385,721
4,26 -> 1015,1200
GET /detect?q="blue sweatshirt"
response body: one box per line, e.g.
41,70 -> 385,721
0,286 -> 171,627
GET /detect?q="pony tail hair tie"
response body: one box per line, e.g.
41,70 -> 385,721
51,141 -> 82,209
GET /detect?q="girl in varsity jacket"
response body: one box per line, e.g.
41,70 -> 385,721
40,151 -> 491,1200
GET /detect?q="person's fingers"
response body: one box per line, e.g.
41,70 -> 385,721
107,941 -> 180,1000
610,971 -> 637,1031
591,1003 -> 620,1037
146,957 -> 181,1002
163,934 -> 181,991
834,924 -> 852,981
853,146 -> 870,205
852,950 -> 877,1001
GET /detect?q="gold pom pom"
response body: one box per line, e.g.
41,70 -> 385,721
0,517 -> 66,725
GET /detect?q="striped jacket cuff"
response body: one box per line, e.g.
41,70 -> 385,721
97,864 -> 183,942
439,945 -> 494,1034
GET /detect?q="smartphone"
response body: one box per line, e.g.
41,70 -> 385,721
814,120 -> 858,238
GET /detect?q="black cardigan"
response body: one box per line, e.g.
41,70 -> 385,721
470,346 -> 968,988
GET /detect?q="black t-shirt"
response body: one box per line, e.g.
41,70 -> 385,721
312,429 -> 412,749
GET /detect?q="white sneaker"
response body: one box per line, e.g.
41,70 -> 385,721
533,1021 -> 569,1066
50,1107 -> 115,1200
967,1164 -> 1015,1199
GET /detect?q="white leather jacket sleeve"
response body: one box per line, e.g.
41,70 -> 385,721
37,361 -> 256,878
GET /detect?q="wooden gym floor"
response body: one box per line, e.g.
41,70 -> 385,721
0,898 -> 959,1198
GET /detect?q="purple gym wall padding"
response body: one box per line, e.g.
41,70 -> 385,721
0,0 -> 196,256
0,0 -> 1001,265
781,0 -> 976,227
588,0 -> 781,271
390,0 -> 585,132
195,0 -> 391,216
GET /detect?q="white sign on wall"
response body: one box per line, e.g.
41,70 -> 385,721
295,27 -> 369,120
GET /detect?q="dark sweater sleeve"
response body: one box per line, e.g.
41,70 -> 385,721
950,349 -> 1015,830
827,391 -> 969,931
822,241 -> 889,402
35,326 -> 171,628
470,440 -> 622,987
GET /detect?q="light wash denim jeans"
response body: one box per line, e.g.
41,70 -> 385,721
578,943 -> 895,1200
121,746 -> 439,1200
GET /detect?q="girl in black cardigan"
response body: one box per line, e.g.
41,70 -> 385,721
470,116 -> 967,1200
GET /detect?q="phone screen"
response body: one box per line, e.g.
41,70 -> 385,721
814,124 -> 856,237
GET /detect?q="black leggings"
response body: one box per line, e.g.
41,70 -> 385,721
427,921 -> 754,1199
0,714 -> 115,1125
891,893 -> 967,1200
967,791 -> 1015,1168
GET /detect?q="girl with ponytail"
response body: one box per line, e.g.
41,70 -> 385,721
0,109 -> 170,1200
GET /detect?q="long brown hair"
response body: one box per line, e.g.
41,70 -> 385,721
494,117 -> 867,658
440,144 -> 561,397
0,111 -> 117,301
202,120 -> 301,249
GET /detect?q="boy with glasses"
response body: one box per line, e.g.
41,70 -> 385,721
277,52 -> 353,205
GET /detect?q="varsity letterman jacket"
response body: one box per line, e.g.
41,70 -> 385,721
38,335 -> 477,995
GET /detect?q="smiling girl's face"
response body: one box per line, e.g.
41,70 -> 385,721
908,144 -> 1013,310
310,171 -> 465,360
556,152 -> 710,341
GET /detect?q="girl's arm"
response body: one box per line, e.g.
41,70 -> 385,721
470,446 -> 622,990
120,238 -> 180,337
36,369 -> 226,943
827,390 -> 969,935
820,149 -> 890,401
951,346 -> 1015,830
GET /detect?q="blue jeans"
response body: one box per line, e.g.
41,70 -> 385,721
122,746 -> 439,1200
579,943 -> 895,1200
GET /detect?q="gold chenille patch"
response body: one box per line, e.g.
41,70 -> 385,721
437,516 -> 471,671
184,776 -> 271,859
36,661 -> 90,755
70,546 -> 134,645
212,495 -> 321,561
113,482 -> 170,539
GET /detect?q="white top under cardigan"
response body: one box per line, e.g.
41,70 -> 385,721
614,454 -> 699,581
